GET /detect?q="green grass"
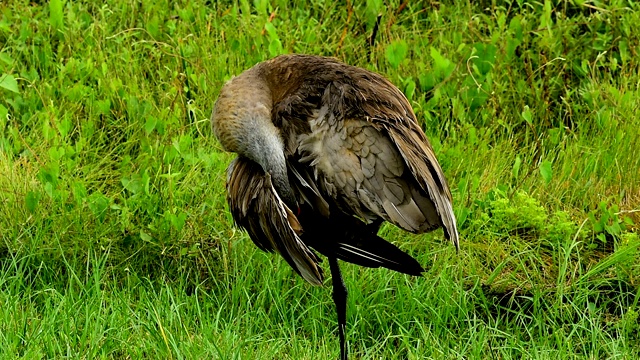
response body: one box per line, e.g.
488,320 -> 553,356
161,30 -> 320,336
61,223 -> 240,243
1,0 -> 639,358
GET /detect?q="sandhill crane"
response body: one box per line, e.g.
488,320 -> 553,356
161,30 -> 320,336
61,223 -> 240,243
211,54 -> 459,360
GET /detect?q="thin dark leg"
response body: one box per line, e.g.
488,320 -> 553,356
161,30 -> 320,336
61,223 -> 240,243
329,256 -> 348,360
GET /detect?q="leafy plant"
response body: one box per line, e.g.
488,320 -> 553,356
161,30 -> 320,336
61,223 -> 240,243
588,201 -> 635,243
385,39 -> 408,69
0,73 -> 19,93
471,189 -> 548,238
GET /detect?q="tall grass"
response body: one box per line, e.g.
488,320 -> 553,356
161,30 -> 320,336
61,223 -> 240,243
1,0 -> 639,358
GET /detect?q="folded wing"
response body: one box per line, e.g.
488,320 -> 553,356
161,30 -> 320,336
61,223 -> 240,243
226,157 -> 324,285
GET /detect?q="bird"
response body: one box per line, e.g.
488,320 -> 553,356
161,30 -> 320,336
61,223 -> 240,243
211,54 -> 459,360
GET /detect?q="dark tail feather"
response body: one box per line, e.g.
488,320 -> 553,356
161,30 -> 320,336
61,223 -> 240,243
302,213 -> 424,276
334,230 -> 424,276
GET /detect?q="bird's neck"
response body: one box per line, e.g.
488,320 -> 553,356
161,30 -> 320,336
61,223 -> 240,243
212,69 -> 297,208
250,125 -> 296,208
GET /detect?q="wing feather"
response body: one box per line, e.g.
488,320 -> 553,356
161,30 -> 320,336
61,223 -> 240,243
226,157 -> 324,285
385,123 -> 460,249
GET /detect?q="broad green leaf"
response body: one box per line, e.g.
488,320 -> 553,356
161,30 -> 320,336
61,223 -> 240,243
457,207 -> 470,228
385,40 -> 408,69
264,22 -> 278,40
140,230 -> 153,241
171,212 -> 187,231
121,176 -> 142,194
44,182 -> 54,198
25,191 -> 41,213
0,53 -> 13,66
180,247 -> 189,256
0,73 -> 19,93
88,193 -> 109,222
506,38 -> 521,60
521,105 -> 532,124
619,40 -> 629,63
254,0 -> 268,15
144,116 -> 157,134
512,155 -> 522,180
49,0 -> 64,31
264,23 -> 283,57
58,116 -> 72,137
472,43 -> 497,75
468,126 -> 477,145
509,16 -> 523,41
404,78 -> 416,101
48,146 -> 65,161
460,75 -> 489,110
268,39 -> 283,57
146,16 -> 160,38
540,160 -> 553,184
430,47 -> 451,71
418,72 -> 436,92
365,0 -> 383,31
72,181 -> 87,204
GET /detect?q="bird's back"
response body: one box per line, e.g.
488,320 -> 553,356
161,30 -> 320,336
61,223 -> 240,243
262,55 -> 458,245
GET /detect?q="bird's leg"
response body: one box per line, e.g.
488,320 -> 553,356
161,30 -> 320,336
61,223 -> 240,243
329,256 -> 348,360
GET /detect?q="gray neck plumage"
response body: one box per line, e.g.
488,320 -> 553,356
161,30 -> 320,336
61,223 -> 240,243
211,69 -> 298,209
247,122 -> 297,208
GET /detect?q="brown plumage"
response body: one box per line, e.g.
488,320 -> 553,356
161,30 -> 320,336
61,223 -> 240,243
211,54 -> 459,360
